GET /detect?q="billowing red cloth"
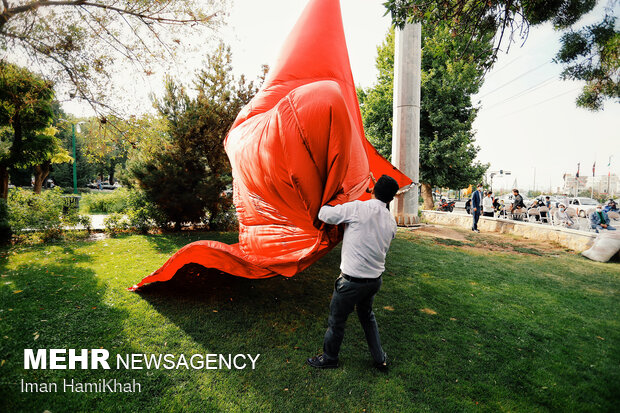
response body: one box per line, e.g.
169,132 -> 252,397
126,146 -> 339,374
129,0 -> 411,290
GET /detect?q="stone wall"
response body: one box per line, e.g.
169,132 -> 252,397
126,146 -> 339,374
420,210 -> 597,252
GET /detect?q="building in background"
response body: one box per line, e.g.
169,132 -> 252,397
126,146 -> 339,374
562,173 -> 618,196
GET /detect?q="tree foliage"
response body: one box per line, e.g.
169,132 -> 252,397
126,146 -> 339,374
0,0 -> 226,114
129,44 -> 263,229
0,62 -> 69,197
383,0 -> 618,110
359,26 -> 489,207
555,14 -> 619,110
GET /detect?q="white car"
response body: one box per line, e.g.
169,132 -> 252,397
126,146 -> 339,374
568,197 -> 599,217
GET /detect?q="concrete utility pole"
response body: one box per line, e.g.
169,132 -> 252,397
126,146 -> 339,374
391,22 -> 421,226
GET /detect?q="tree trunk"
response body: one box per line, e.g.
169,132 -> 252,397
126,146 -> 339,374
0,166 -> 9,200
421,182 -> 435,210
108,159 -> 116,185
33,162 -> 51,194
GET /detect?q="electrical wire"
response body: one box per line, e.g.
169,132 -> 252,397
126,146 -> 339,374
484,75 -> 558,109
478,60 -> 551,98
496,87 -> 582,120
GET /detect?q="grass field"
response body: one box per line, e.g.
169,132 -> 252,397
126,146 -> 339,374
1,228 -> 618,412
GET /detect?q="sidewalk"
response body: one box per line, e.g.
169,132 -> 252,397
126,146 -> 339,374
64,214 -> 108,231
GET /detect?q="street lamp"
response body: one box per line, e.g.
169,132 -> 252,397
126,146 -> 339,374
59,119 -> 86,194
487,170 -> 511,193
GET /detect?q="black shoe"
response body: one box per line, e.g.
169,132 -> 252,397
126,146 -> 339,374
307,354 -> 338,369
373,353 -> 388,372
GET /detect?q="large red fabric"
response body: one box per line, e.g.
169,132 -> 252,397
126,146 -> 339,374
129,0 -> 412,290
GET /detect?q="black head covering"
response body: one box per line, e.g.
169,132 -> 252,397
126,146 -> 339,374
374,174 -> 399,204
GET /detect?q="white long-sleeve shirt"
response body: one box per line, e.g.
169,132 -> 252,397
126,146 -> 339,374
318,198 -> 397,278
482,196 -> 494,213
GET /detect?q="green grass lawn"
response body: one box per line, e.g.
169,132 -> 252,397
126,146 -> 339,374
1,229 -> 618,412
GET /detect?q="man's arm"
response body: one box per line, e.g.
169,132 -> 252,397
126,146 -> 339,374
318,202 -> 357,225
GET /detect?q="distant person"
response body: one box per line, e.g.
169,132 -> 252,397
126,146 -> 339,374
492,196 -> 501,211
604,199 -> 618,213
471,183 -> 484,232
497,199 -> 507,217
545,196 -> 551,209
97,177 -> 102,190
590,205 -> 616,233
482,191 -> 494,217
465,198 -> 472,215
510,189 -> 526,216
554,203 -> 574,228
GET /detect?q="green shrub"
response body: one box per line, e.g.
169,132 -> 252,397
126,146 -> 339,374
103,213 -> 130,235
80,188 -> 131,214
7,187 -> 64,235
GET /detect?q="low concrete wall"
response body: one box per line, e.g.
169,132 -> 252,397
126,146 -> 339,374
420,210 -> 597,252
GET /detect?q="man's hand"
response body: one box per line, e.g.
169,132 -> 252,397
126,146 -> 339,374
326,190 -> 348,206
473,207 -> 477,212
602,224 -> 608,228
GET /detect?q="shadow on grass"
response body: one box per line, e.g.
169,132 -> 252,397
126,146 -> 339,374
132,231 -> 240,256
0,249 -> 204,413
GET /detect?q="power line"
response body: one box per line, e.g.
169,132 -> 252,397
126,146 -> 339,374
483,55 -> 523,80
497,87 -> 582,120
484,75 -> 558,109
478,61 -> 551,99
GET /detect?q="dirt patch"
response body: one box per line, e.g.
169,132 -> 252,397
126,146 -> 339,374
408,224 -> 571,256
410,225 -> 468,241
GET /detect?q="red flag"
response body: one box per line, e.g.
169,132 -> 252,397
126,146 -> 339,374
576,163 -> 580,178
593,161 -> 596,177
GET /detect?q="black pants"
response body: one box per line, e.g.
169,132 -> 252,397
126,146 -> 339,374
472,209 -> 481,230
323,274 -> 385,363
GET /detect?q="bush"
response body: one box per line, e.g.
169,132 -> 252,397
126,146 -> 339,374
125,190 -> 168,233
209,208 -> 238,231
103,213 -> 130,235
80,188 -> 131,214
7,187 -> 64,235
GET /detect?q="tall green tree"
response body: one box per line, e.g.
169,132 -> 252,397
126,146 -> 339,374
1,0 -> 226,115
383,0 -> 618,110
0,62 -> 60,198
130,44 -> 264,229
359,27 -> 490,209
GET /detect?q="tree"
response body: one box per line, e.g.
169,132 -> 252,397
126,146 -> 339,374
555,14 -> 619,110
382,0 -> 618,110
359,26 -> 489,209
0,62 -> 56,198
129,44 -> 264,229
0,0 -> 225,114
27,125 -> 72,193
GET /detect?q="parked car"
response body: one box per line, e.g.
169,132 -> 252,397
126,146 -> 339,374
568,197 -> 598,217
536,195 -> 559,204
498,193 -> 530,207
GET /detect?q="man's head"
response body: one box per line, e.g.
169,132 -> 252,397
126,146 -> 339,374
487,191 -> 493,197
596,204 -> 604,212
545,196 -> 550,200
373,174 -> 399,204
477,183 -> 483,190
513,188 -> 519,195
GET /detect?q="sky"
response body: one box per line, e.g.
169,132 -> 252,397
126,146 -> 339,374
62,0 -> 619,194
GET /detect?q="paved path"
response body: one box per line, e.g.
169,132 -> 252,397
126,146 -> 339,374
64,214 -> 108,231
